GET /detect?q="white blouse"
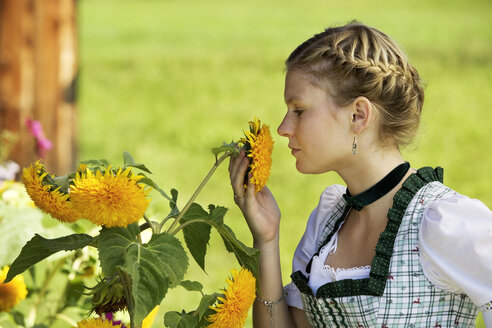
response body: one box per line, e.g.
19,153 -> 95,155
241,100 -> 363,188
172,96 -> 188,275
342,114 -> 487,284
283,185 -> 492,325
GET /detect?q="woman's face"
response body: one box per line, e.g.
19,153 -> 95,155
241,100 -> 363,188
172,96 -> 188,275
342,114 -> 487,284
278,70 -> 353,174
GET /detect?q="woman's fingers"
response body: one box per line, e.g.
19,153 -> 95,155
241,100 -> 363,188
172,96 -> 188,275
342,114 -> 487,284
244,173 -> 255,203
229,150 -> 244,177
230,151 -> 249,197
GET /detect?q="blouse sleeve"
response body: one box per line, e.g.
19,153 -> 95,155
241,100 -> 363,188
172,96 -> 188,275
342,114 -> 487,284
284,185 -> 345,309
418,193 -> 492,309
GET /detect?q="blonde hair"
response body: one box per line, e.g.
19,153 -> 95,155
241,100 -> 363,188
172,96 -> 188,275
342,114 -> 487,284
286,21 -> 424,147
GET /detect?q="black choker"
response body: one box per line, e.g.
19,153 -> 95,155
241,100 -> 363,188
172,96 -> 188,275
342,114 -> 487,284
343,162 -> 411,211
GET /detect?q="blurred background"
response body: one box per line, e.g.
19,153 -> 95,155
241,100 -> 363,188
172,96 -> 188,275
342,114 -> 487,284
1,0 -> 490,326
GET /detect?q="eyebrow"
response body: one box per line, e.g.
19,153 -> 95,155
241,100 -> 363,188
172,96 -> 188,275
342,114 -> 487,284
285,95 -> 301,105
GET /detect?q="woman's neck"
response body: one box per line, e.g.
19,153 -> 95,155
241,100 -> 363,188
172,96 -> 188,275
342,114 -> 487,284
337,147 -> 406,196
336,146 -> 413,225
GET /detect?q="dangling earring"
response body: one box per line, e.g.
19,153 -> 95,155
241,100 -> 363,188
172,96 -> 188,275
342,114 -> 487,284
352,136 -> 358,155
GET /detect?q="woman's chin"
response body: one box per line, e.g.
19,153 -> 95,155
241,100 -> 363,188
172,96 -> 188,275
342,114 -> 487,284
295,162 -> 312,174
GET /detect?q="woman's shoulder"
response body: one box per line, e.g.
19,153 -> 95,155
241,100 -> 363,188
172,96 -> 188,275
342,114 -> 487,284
294,185 -> 346,256
419,187 -> 492,244
422,189 -> 492,228
309,184 -> 346,225
319,184 -> 346,206
419,190 -> 492,306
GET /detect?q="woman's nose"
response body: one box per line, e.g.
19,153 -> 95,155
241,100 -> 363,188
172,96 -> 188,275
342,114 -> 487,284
277,115 -> 293,137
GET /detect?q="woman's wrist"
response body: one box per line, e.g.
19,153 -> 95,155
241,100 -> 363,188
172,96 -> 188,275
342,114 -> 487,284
253,233 -> 279,251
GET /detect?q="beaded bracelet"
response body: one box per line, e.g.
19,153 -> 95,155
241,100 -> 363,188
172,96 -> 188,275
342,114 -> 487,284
255,294 -> 285,328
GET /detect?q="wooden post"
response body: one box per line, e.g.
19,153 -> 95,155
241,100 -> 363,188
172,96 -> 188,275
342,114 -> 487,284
0,0 -> 78,176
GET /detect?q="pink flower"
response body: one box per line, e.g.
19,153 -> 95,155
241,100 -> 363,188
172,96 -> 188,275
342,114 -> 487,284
25,118 -> 52,158
103,313 -> 127,327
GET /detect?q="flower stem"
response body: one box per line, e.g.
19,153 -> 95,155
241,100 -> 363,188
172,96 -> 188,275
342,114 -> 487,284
118,268 -> 138,328
143,215 -> 155,233
167,152 -> 231,234
28,257 -> 66,327
171,218 -> 209,236
158,214 -> 175,232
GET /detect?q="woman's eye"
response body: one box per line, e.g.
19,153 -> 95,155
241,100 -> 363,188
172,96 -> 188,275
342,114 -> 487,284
294,109 -> 304,116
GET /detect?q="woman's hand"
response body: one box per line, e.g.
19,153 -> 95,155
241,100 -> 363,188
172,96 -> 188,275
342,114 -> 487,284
229,150 -> 281,246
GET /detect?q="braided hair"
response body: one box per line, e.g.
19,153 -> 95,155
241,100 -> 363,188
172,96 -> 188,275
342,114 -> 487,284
286,21 -> 424,148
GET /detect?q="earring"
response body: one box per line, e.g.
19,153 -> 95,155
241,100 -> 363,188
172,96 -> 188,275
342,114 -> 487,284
352,136 -> 358,155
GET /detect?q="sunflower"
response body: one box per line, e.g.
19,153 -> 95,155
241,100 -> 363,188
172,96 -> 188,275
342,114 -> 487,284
207,267 -> 256,328
89,276 -> 127,315
241,118 -> 274,193
0,266 -> 28,312
22,161 -> 80,223
70,167 -> 150,228
73,318 -> 123,328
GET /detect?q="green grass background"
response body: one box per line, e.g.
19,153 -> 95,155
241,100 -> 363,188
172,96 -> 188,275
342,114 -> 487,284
78,0 -> 491,326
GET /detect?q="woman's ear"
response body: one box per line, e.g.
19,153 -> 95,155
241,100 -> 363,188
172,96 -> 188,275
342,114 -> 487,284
350,96 -> 374,135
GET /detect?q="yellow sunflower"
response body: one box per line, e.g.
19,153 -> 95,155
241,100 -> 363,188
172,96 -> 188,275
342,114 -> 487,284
22,161 -> 81,223
70,167 -> 150,228
73,318 -> 122,328
0,266 -> 28,312
241,118 -> 274,193
207,267 -> 256,328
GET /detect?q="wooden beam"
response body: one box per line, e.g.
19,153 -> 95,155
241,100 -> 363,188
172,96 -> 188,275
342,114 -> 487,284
0,0 -> 78,176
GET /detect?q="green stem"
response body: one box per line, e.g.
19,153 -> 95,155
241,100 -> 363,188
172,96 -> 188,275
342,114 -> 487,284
167,152 -> 231,234
29,257 -> 66,327
139,222 -> 151,232
170,218 -> 209,236
143,215 -> 155,234
159,215 -> 176,232
118,269 -> 138,328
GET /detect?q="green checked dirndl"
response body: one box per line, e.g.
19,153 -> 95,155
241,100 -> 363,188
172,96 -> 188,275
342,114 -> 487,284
291,167 -> 479,328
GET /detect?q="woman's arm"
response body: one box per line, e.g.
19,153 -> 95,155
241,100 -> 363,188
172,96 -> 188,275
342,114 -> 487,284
252,236 -> 295,328
229,151 -> 302,327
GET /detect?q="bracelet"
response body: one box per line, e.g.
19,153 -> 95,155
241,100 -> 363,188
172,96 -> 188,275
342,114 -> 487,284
255,294 -> 285,328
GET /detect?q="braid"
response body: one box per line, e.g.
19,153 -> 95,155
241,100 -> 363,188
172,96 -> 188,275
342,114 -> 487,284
286,21 -> 424,147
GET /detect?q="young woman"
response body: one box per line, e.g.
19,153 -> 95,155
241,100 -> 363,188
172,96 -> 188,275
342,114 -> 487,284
229,22 -> 492,327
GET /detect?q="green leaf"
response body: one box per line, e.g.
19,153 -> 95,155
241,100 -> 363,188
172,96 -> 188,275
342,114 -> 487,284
5,233 -> 93,283
168,188 -> 179,217
45,175 -> 70,193
98,225 -> 189,325
128,163 -> 152,174
97,224 -> 141,275
181,203 -> 212,272
80,159 -> 105,166
11,311 -> 25,326
207,205 -> 260,280
165,293 -> 220,328
0,205 -> 44,265
180,203 -> 260,281
164,311 -> 198,328
123,151 -> 136,166
123,151 -> 153,174
211,141 -> 240,157
196,293 -> 220,322
217,223 -> 260,281
139,176 -> 172,201
180,280 -> 203,292
80,158 -> 111,169
63,279 -> 86,308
